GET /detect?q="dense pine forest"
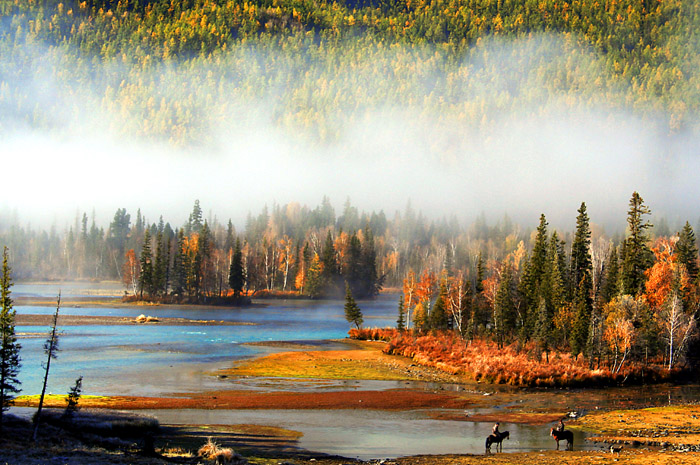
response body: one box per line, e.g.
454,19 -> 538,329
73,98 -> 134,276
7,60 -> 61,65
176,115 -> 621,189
0,0 -> 699,145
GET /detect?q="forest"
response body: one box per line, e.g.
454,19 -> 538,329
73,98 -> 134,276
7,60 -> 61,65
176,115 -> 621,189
2,192 -> 700,375
0,0 -> 698,146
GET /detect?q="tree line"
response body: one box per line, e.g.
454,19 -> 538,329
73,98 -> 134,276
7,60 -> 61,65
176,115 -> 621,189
395,192 -> 699,372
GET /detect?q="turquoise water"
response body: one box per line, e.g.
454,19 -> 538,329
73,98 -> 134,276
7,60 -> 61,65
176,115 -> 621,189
16,296 -> 399,396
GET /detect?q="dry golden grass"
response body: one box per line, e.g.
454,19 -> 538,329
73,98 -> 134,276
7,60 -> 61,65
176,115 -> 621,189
221,339 -> 457,382
350,329 -> 672,387
574,404 -> 700,446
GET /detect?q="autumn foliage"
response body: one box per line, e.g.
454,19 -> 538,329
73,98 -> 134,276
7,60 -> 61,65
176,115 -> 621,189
349,328 -> 673,387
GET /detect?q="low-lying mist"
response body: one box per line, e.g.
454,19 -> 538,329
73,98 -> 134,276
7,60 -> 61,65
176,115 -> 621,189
1,32 -> 698,233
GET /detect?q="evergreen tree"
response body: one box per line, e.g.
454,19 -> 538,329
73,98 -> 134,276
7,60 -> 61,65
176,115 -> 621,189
429,283 -> 449,330
676,222 -> 699,282
397,294 -> 406,331
493,262 -> 516,347
0,247 -> 20,433
188,199 -> 203,234
194,221 -> 212,299
521,214 -> 549,337
361,227 -> 381,297
33,294 -> 61,441
320,231 -> 341,296
62,375 -> 83,420
534,296 -> 553,362
344,283 -> 363,329
570,202 -> 593,296
138,229 -> 153,299
171,229 -> 187,297
475,253 -> 485,293
345,232 -> 363,295
153,230 -> 166,296
228,238 -> 245,299
600,245 -> 620,304
621,192 -> 653,296
569,202 -> 594,355
570,273 -> 593,356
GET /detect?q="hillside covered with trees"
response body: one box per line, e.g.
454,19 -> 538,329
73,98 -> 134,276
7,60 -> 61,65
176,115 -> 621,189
0,0 -> 699,146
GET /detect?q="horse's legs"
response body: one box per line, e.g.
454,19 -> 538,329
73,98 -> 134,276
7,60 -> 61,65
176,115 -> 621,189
555,439 -> 560,450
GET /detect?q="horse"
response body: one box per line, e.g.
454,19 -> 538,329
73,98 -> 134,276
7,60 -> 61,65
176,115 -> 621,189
485,431 -> 509,453
550,427 -> 574,451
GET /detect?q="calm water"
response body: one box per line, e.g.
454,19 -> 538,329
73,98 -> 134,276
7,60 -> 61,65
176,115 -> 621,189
12,284 -> 700,458
15,294 -> 399,395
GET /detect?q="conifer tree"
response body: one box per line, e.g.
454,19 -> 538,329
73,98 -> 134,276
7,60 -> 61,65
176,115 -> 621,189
153,230 -> 166,296
171,229 -> 187,296
361,227 -> 381,298
397,294 -> 406,331
188,199 -> 203,234
600,245 -> 620,304
621,192 -> 653,296
228,238 -> 245,299
522,214 -> 549,336
138,229 -> 153,299
676,222 -> 699,282
344,283 -> 363,329
570,273 -> 593,356
0,247 -> 20,433
570,202 -> 593,297
33,294 -> 61,441
429,283 -> 449,330
320,231 -> 341,296
493,262 -> 516,347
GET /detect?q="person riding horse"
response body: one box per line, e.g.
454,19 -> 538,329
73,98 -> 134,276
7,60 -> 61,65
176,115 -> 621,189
485,422 -> 509,453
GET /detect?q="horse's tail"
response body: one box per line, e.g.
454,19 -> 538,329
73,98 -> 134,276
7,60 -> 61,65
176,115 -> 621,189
485,437 -> 490,448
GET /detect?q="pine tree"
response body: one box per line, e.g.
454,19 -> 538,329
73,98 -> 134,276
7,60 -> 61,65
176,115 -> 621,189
570,273 -> 593,356
570,202 -> 593,297
138,229 -> 153,299
0,247 -> 20,433
493,262 -> 516,347
397,294 -> 406,331
320,231 -> 341,296
62,375 -> 83,420
475,253 -> 485,293
153,230 -> 166,296
33,294 -> 61,441
344,283 -> 363,329
521,214 -> 549,337
171,229 -> 187,297
676,222 -> 699,282
429,283 -> 449,330
600,245 -> 620,304
361,227 -> 381,298
188,199 -> 203,234
621,192 -> 653,296
228,238 -> 245,299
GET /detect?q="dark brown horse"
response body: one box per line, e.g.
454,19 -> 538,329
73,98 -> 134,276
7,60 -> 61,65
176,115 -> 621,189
485,431 -> 509,453
550,427 -> 573,450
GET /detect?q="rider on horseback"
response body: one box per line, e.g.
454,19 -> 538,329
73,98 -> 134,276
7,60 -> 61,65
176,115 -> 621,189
492,422 -> 500,435
556,419 -> 565,432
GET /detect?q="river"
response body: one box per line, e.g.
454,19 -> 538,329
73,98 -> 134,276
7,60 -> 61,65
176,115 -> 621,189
12,283 -> 700,458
